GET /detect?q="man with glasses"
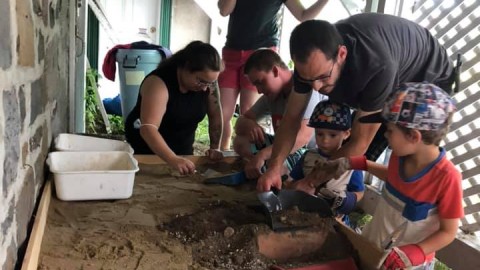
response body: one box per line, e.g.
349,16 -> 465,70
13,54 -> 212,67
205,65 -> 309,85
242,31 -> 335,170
258,13 -> 454,192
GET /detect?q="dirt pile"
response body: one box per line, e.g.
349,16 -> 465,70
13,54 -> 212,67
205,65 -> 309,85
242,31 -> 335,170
162,200 -> 270,269
161,200 -> 355,270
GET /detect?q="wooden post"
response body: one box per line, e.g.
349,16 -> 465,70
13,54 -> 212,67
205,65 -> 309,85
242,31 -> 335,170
21,180 -> 52,270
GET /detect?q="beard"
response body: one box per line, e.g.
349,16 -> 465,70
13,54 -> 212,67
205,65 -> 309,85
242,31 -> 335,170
318,84 -> 335,95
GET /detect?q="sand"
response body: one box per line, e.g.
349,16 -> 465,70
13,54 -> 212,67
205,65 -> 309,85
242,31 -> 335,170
38,158 -> 353,270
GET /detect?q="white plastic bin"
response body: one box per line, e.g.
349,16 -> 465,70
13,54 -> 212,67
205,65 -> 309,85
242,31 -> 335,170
54,133 -> 134,154
46,151 -> 139,201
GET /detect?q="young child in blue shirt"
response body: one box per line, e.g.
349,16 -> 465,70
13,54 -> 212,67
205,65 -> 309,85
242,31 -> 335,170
286,100 -> 364,224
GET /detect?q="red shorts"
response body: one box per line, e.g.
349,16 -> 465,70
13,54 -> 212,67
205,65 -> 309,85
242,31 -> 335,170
218,47 -> 277,92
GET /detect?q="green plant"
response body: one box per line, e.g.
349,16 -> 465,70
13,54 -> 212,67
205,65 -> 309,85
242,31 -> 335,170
195,116 -> 237,147
434,260 -> 452,270
288,59 -> 294,70
85,68 -> 125,135
85,68 -> 102,134
195,117 -> 210,145
108,114 -> 125,134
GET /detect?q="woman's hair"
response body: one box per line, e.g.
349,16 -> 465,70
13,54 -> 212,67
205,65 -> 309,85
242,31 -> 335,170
158,41 -> 222,72
396,112 -> 454,146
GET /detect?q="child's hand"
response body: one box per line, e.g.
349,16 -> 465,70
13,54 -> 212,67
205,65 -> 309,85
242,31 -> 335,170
248,124 -> 266,145
381,244 -> 426,270
306,157 -> 351,186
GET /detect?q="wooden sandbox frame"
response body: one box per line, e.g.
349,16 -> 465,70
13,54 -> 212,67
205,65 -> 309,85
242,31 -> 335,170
21,155 -> 385,270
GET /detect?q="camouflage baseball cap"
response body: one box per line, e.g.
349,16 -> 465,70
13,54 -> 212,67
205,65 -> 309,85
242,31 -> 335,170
359,82 -> 456,131
308,100 -> 351,130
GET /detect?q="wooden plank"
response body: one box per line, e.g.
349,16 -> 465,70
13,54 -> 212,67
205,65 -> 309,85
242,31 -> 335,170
134,155 -> 240,165
460,219 -> 480,234
437,233 -> 480,268
464,202 -> 480,216
336,222 -> 383,270
464,184 -> 480,197
21,180 -> 52,270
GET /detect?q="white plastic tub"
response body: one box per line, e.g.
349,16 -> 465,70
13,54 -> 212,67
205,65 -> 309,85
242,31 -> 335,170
46,151 -> 139,201
54,133 -> 134,154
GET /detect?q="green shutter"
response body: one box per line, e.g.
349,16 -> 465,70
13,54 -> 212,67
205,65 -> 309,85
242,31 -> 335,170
87,6 -> 99,70
159,0 -> 172,48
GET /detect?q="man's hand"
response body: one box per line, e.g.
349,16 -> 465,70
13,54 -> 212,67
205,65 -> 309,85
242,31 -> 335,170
257,166 -> 282,192
305,157 -> 351,187
244,154 -> 266,179
381,244 -> 426,270
205,149 -> 224,161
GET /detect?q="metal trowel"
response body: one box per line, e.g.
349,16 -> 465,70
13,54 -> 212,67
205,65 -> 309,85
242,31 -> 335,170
258,189 -> 333,215
276,189 -> 333,217
201,168 -> 246,186
258,188 -> 333,231
257,189 -> 282,212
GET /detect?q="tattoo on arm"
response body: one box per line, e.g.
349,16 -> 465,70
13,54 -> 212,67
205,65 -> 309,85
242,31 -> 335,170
209,124 -> 222,149
210,82 -> 220,106
208,81 -> 223,149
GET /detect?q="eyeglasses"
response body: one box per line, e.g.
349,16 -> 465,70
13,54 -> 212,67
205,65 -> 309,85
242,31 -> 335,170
294,61 -> 336,84
196,77 -> 217,88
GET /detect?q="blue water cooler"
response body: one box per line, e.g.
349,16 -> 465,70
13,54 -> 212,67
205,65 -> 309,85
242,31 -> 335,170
116,49 -> 162,122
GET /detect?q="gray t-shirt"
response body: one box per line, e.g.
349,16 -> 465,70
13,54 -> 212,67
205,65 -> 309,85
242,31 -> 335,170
250,90 -> 326,148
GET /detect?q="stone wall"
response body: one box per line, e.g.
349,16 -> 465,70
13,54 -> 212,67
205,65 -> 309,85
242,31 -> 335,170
0,0 -> 70,269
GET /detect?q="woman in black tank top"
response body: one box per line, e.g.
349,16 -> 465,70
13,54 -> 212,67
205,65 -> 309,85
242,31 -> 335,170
125,41 -> 224,175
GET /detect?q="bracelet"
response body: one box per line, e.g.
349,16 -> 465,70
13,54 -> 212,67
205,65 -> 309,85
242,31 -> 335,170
140,123 -> 159,129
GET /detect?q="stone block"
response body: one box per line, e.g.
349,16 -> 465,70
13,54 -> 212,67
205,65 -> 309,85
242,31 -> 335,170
29,124 -> 44,151
1,204 -> 14,242
37,31 -> 44,63
22,142 -> 28,165
32,0 -> 42,16
16,168 -> 35,244
3,240 -> 17,270
30,78 -> 46,125
49,1 -> 55,28
42,0 -> 48,27
33,150 -> 47,187
18,85 -> 26,131
0,0 -> 12,69
2,90 -> 20,197
16,0 -> 35,67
